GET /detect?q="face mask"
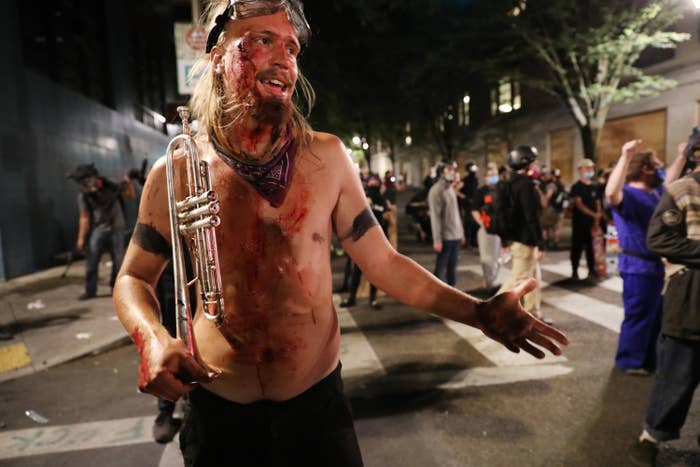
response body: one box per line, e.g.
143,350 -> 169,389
583,172 -> 594,180
443,173 -> 455,182
655,168 -> 666,182
487,175 -> 499,185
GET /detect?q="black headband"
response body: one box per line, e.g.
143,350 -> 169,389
206,7 -> 233,53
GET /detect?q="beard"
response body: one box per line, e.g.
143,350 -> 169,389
224,86 -> 293,132
252,94 -> 292,127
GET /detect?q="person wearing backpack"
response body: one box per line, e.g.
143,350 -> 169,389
471,163 -> 503,292
496,146 -> 547,321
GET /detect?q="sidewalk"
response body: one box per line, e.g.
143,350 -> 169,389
0,259 -> 129,383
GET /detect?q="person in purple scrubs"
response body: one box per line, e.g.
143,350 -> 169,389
605,139 -> 686,374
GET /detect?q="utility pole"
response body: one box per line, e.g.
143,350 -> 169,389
191,0 -> 201,23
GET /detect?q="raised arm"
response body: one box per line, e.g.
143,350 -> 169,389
606,139 -> 640,206
113,156 -> 213,401
664,142 -> 689,187
329,139 -> 567,358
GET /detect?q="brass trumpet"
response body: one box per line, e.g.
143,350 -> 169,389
165,106 -> 225,353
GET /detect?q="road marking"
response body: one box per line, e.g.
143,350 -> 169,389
441,319 -> 568,366
438,364 -> 573,389
459,262 -> 623,333
540,260 -> 624,294
0,343 -> 31,373
0,416 -> 152,460
338,308 -> 386,379
158,437 -> 184,467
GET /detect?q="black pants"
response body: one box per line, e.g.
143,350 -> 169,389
180,363 -> 363,467
347,264 -> 377,303
570,223 -> 595,277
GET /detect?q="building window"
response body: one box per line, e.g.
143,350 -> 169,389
19,0 -> 113,108
491,77 -> 522,116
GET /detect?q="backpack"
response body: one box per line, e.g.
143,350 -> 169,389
490,180 -> 517,244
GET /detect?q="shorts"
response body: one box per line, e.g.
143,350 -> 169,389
541,206 -> 560,230
180,362 -> 364,467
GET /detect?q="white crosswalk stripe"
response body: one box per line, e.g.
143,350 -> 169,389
458,261 -> 624,333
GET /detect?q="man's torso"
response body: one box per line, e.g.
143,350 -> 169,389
175,133 -> 342,403
571,180 -> 599,226
79,179 -> 126,231
428,181 -> 463,240
613,184 -> 664,275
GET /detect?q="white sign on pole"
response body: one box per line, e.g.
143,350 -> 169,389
174,23 -> 207,96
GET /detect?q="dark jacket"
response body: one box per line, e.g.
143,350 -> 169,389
647,173 -> 700,341
510,173 -> 544,249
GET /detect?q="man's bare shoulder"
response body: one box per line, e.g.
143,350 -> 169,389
308,131 -> 348,163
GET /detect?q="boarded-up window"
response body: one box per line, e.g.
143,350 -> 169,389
549,128 -> 575,186
598,110 -> 667,169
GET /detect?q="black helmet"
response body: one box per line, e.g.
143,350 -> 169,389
507,145 -> 538,170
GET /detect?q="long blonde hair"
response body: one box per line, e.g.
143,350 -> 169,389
188,0 -> 315,154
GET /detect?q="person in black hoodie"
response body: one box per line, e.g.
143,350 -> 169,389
497,146 -> 546,320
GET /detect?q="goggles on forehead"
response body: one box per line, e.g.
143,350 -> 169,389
205,0 -> 310,53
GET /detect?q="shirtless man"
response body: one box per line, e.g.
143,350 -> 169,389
114,1 -> 568,465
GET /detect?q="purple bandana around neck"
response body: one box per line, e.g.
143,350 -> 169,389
211,130 -> 297,207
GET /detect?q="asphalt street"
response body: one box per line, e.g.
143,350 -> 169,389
1,228 -> 699,466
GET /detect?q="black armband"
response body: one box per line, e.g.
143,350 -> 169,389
339,208 -> 378,242
131,223 -> 172,258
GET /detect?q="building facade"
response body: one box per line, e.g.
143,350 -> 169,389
0,0 -> 191,279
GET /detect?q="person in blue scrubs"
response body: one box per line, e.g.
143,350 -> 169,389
605,139 -> 686,373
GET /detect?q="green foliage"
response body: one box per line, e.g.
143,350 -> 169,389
301,0 -> 514,156
515,0 -> 689,129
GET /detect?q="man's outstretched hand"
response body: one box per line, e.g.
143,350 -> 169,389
474,278 -> 568,358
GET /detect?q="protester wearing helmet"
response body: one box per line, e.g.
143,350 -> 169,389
497,145 -> 548,321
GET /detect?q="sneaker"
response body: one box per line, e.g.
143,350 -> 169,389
152,411 -> 182,444
339,298 -> 356,308
625,368 -> 653,377
78,292 -> 96,301
583,274 -> 601,283
628,438 -> 658,466
370,300 -> 383,310
0,329 -> 13,340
